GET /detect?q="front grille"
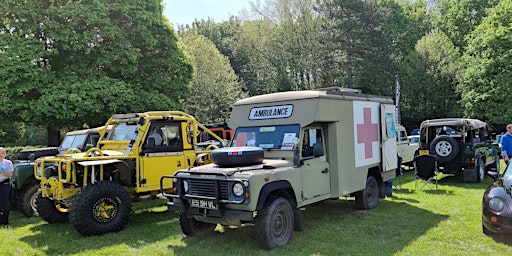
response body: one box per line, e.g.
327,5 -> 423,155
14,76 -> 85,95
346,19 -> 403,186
187,179 -> 229,200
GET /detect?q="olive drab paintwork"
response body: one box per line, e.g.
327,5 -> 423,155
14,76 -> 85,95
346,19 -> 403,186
162,88 -> 399,249
33,111 -> 224,236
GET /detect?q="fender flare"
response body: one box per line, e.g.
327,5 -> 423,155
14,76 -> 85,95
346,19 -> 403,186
255,180 -> 295,211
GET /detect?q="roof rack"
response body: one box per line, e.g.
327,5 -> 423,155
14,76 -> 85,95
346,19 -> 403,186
313,87 -> 362,95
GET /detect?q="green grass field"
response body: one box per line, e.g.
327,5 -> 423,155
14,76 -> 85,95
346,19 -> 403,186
1,168 -> 512,255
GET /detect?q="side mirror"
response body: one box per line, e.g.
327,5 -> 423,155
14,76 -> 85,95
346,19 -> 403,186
487,171 -> 499,180
313,142 -> 324,156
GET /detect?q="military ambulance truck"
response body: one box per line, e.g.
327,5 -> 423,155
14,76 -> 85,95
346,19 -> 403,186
161,87 -> 398,249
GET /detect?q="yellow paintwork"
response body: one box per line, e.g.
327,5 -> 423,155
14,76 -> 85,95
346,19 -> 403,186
35,111 -> 224,203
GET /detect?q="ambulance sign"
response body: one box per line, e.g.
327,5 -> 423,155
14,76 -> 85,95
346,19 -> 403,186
249,105 -> 293,120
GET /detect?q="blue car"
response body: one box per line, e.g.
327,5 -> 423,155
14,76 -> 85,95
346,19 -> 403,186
482,162 -> 512,236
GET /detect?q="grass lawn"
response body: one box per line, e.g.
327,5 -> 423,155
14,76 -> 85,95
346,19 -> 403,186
1,167 -> 511,255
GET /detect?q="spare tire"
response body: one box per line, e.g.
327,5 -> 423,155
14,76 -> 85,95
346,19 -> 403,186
429,136 -> 460,163
17,147 -> 60,160
212,146 -> 264,167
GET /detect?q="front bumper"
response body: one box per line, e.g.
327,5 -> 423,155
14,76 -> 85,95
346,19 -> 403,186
482,214 -> 512,234
167,199 -> 254,226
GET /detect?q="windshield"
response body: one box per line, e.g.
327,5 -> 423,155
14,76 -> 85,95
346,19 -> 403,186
60,134 -> 87,149
231,124 -> 300,150
503,163 -> 512,179
107,122 -> 139,141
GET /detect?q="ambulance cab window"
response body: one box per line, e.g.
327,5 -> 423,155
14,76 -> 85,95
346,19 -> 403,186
302,128 -> 324,158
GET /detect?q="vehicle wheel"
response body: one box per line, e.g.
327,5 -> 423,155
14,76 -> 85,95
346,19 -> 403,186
476,158 -> 485,182
18,183 -> 40,217
179,213 -> 216,236
255,197 -> 294,249
430,136 -> 460,163
355,176 -> 379,210
35,191 -> 69,223
212,146 -> 264,167
69,181 -> 132,236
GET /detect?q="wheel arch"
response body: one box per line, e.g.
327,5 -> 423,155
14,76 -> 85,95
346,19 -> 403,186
255,180 -> 297,211
368,167 -> 385,198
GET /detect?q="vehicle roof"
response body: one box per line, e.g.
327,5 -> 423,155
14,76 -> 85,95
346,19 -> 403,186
420,118 -> 487,129
65,126 -> 104,136
233,87 -> 392,106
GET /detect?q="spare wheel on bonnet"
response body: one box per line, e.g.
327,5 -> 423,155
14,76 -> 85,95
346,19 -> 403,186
212,146 -> 264,167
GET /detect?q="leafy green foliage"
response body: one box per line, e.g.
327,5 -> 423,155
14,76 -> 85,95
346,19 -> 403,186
0,0 -> 192,145
458,0 -> 512,129
181,33 -> 247,123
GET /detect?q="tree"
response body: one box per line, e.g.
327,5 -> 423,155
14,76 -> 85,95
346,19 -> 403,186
181,33 -> 247,123
0,0 -> 192,145
315,0 -> 396,95
430,0 -> 500,49
458,0 -> 512,129
399,29 -> 462,124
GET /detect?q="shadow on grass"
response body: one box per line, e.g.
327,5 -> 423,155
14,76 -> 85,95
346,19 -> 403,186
168,199 -> 448,255
16,195 -> 448,255
18,199 -> 183,254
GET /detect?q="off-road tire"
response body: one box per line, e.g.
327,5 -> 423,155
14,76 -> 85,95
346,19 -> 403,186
70,181 -> 132,236
18,183 -> 40,217
212,146 -> 264,167
35,191 -> 69,223
355,176 -> 379,210
179,213 -> 216,237
430,136 -> 460,163
17,147 -> 60,160
255,197 -> 294,250
476,158 -> 485,182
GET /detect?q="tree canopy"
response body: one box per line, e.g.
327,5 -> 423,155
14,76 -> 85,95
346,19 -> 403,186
181,33 -> 247,124
0,0 -> 192,145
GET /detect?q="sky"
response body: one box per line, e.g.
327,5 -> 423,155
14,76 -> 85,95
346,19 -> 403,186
162,0 -> 253,26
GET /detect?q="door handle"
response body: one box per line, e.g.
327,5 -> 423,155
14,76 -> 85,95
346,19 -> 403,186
321,168 -> 329,173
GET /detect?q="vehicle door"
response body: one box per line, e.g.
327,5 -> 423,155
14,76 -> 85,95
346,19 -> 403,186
140,121 -> 188,192
301,127 -> 330,200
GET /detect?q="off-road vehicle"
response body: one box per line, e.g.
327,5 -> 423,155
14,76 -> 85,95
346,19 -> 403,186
161,88 -> 398,249
34,111 -> 223,236
418,118 -> 500,182
11,127 -> 103,217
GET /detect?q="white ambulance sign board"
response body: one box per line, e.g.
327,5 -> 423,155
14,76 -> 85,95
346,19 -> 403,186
249,105 -> 293,120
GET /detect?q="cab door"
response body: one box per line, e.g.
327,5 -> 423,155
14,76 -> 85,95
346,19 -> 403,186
139,121 -> 189,192
301,127 -> 330,200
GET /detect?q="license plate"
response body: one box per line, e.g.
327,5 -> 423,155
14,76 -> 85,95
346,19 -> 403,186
190,199 -> 217,209
419,149 -> 430,155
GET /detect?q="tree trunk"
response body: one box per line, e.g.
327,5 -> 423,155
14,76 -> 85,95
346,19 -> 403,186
47,127 -> 61,147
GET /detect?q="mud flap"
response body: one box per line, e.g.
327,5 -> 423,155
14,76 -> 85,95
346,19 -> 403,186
293,208 -> 303,231
463,167 -> 477,182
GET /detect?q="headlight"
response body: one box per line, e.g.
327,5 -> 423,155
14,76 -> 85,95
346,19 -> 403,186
489,197 -> 505,212
183,180 -> 189,193
233,183 -> 244,197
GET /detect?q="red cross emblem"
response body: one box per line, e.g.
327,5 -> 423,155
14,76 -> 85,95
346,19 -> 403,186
357,108 -> 379,159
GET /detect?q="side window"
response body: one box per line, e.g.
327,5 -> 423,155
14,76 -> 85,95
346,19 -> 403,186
143,122 -> 183,152
301,128 -> 324,158
399,130 -> 408,142
84,134 -> 100,150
